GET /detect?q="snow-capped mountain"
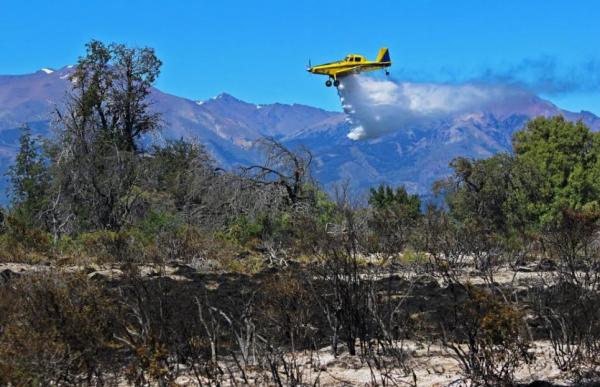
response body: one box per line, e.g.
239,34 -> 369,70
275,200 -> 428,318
1,66 -> 600,204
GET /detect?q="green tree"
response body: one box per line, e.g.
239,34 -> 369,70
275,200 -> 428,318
68,40 -> 162,152
50,40 -> 162,232
7,126 -> 50,228
147,140 -> 216,211
440,154 -> 520,236
513,115 -> 600,224
368,184 -> 421,253
439,116 -> 600,253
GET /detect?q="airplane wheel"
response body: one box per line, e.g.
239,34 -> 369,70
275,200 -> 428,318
333,80 -> 340,87
325,80 -> 332,87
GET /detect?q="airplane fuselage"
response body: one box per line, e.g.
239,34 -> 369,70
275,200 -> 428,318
307,48 -> 391,87
308,55 -> 391,78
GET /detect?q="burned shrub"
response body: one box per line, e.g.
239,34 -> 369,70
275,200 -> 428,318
527,209 -> 600,379
0,272 -> 122,385
440,284 -> 532,385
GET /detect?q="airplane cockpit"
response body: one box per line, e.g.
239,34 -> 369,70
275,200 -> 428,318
345,55 -> 364,62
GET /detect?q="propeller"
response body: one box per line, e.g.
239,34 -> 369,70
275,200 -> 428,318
307,58 -> 312,70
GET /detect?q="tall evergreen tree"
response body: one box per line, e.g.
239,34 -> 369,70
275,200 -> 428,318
7,126 -> 49,228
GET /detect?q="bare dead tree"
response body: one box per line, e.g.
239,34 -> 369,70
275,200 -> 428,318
242,137 -> 313,206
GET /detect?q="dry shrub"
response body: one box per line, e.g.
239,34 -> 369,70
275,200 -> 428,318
532,281 -> 600,379
257,271 -> 315,350
441,284 -> 531,385
0,215 -> 50,263
312,250 -> 377,357
162,225 -> 244,269
78,230 -> 138,263
0,271 -> 122,385
71,224 -> 241,268
238,271 -> 321,385
530,208 -> 600,381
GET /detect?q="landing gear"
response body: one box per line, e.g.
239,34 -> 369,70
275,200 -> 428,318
325,78 -> 340,88
385,70 -> 390,76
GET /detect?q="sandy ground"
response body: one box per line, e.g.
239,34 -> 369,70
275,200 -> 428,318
167,341 -> 568,386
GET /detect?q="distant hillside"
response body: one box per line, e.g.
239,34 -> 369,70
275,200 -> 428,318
2,66 -> 600,204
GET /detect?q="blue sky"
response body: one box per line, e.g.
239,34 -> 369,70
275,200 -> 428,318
1,0 -> 599,113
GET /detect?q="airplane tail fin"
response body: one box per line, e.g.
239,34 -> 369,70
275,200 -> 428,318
376,47 -> 391,63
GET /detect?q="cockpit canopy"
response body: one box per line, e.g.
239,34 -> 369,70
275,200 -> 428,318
344,54 -> 365,62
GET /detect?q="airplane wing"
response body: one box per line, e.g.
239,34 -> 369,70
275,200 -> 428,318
330,66 -> 362,77
332,64 -> 385,78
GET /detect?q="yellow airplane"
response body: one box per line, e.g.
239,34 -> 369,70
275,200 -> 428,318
307,47 -> 391,87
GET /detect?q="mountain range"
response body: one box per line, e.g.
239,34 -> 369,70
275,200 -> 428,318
2,65 -> 600,204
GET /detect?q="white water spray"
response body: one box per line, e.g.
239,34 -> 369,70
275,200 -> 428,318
337,75 -> 536,140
